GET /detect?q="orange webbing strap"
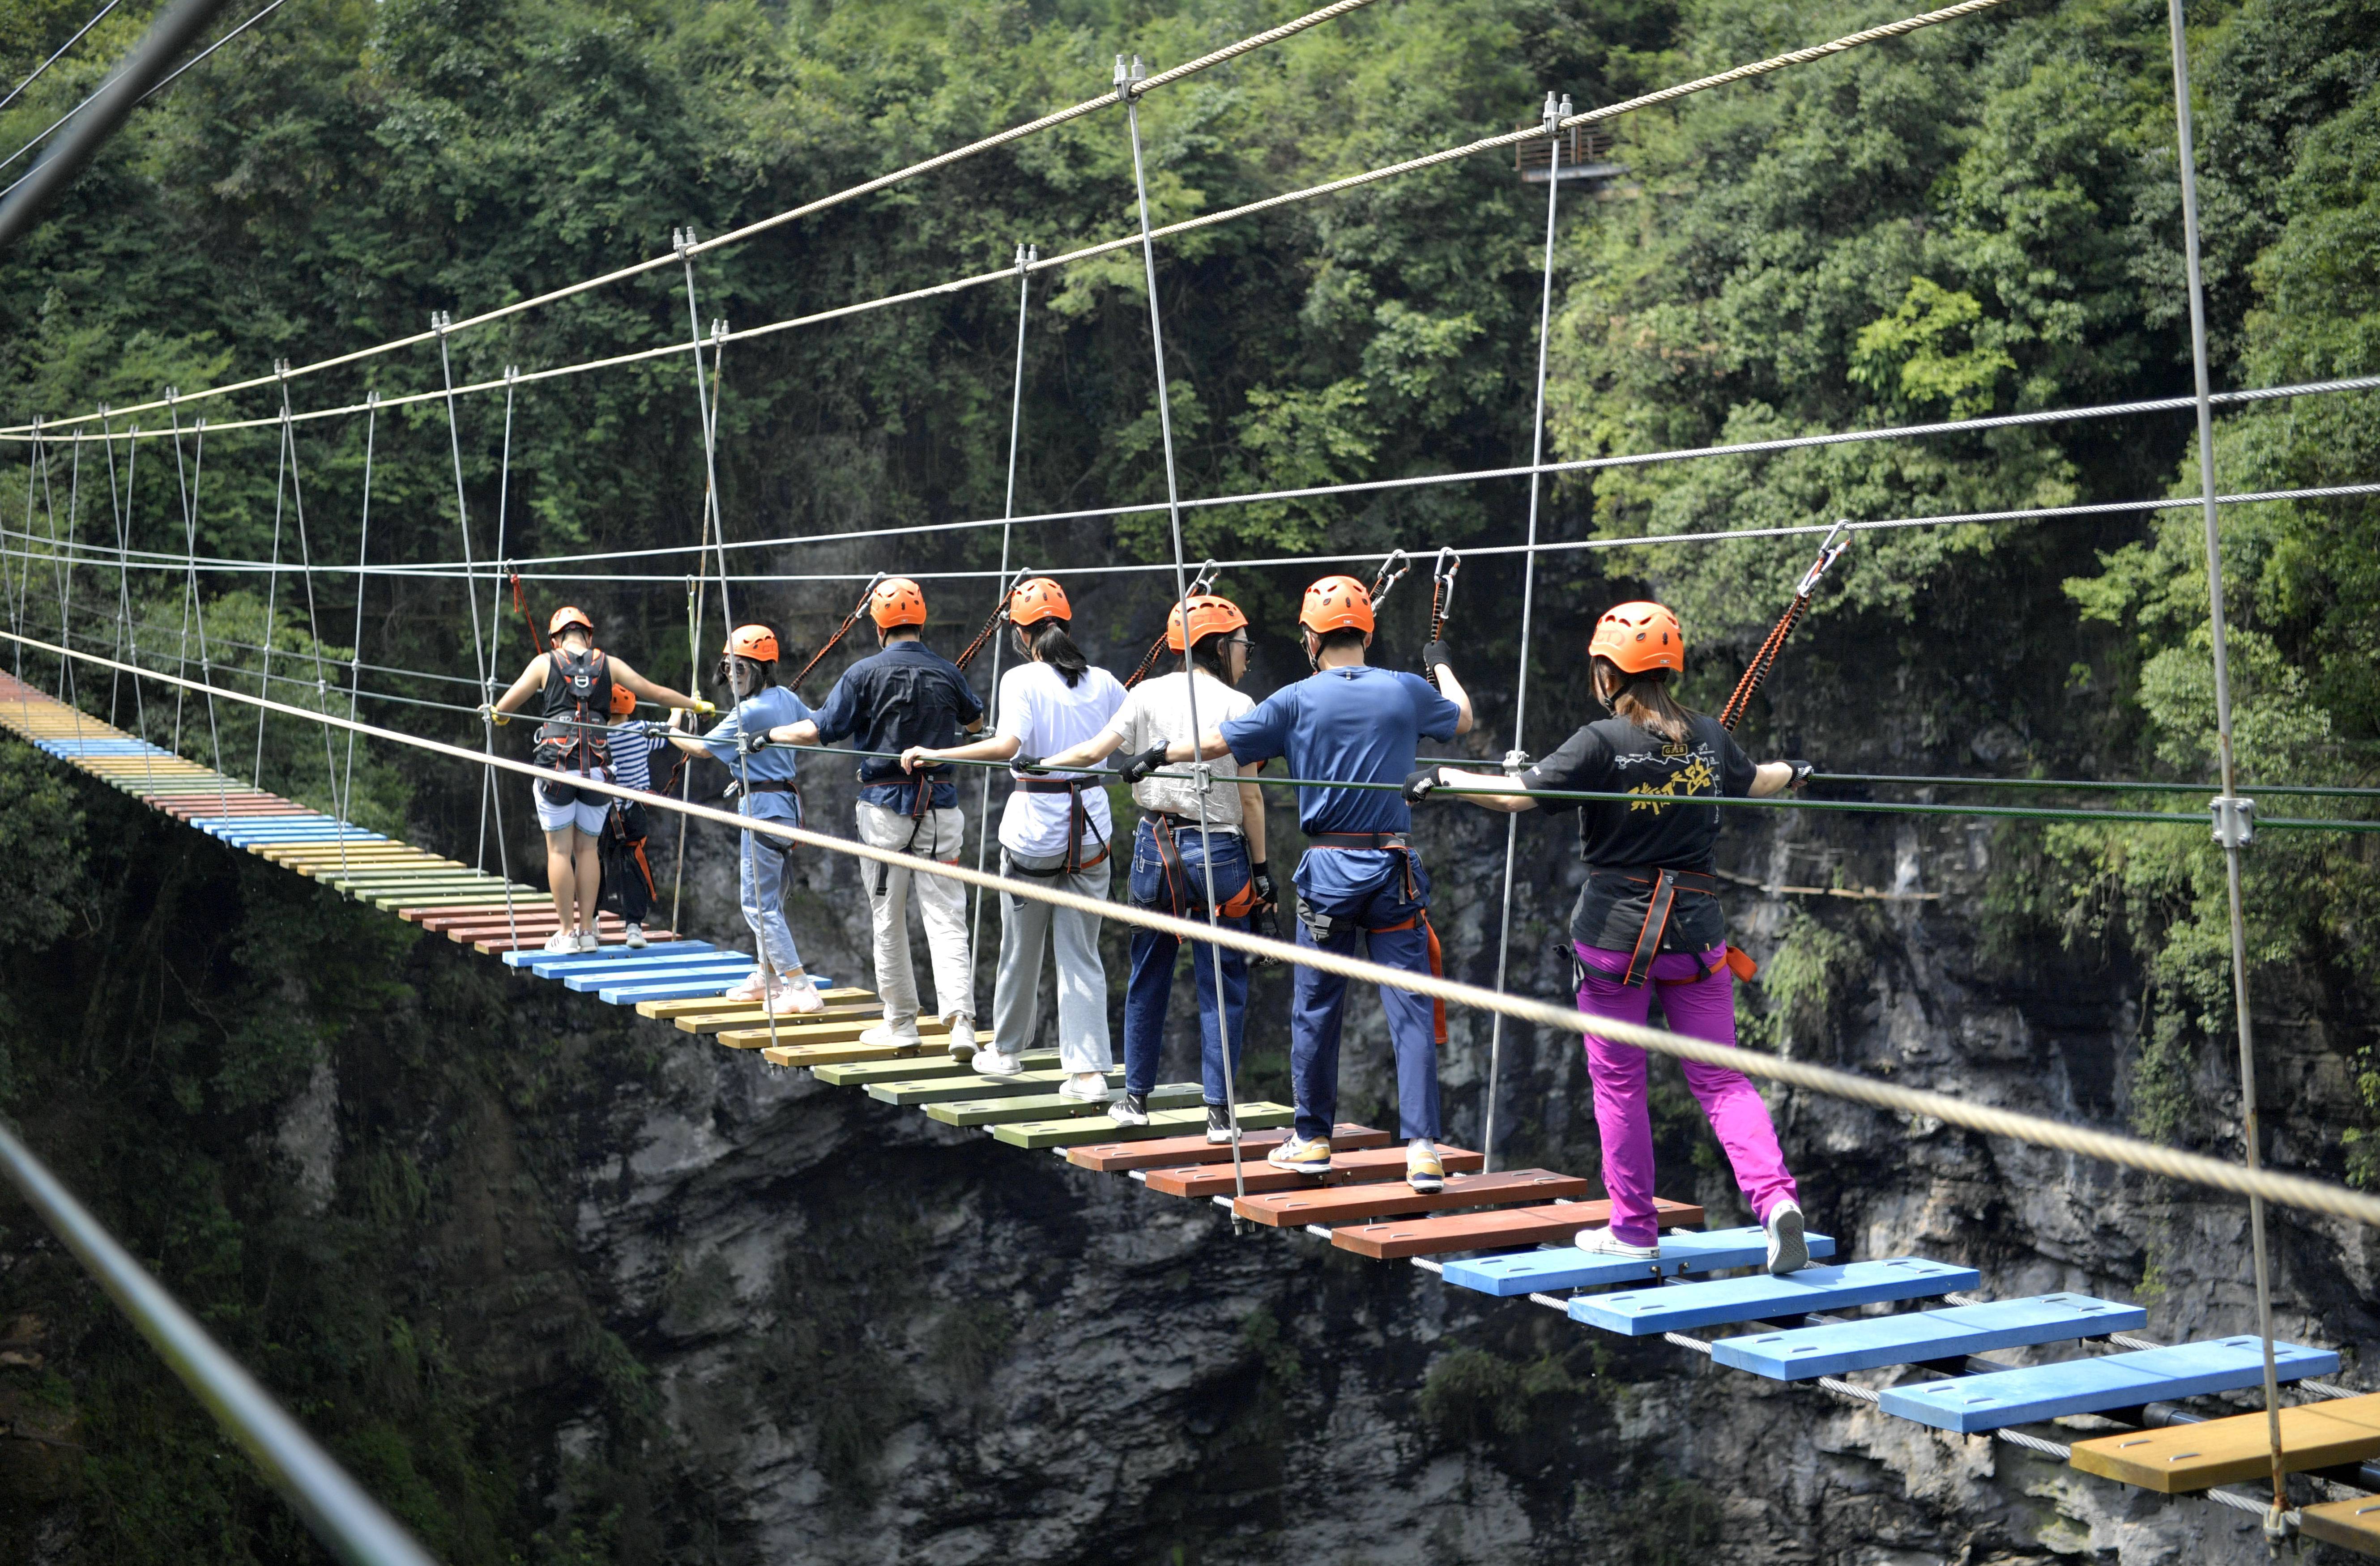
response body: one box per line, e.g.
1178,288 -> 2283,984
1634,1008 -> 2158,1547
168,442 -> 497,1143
1653,944 -> 1759,987
1718,597 -> 1804,731
1370,910 -> 1448,1047
1623,868 -> 1681,987
1151,813 -> 1258,917
628,834 -> 657,902
953,601 -> 1007,672
1121,632 -> 1169,690
511,573 -> 546,656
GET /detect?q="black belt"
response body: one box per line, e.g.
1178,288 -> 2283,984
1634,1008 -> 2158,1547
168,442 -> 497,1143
1146,810 -> 1239,836
1610,867 -> 1718,986
1308,831 -> 1408,851
1019,777 -> 1099,793
744,779 -> 799,795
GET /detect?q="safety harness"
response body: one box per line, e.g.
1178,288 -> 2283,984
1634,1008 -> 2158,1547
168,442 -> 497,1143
1302,831 -> 1448,1047
1145,812 -> 1260,919
1007,774 -> 1111,877
533,647 -> 613,782
1597,865 -> 1760,989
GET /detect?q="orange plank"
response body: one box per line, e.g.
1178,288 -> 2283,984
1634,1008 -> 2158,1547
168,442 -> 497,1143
1142,1144 -> 1484,1198
1331,1198 -> 1704,1260
1234,1168 -> 1588,1227
1066,1124 -> 1387,1173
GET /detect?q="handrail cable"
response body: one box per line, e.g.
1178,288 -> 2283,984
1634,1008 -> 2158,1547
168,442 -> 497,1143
0,0 -> 124,116
15,625 -> 2380,1232
0,1120 -> 440,1566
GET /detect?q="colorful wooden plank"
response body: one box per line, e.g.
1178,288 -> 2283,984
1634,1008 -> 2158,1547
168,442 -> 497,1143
503,942 -> 721,971
1571,1258 -> 1977,1336
1141,1144 -> 1485,1198
2301,1494 -> 2380,1557
867,1068 -> 1122,1106
1234,1169 -> 1589,1227
925,1083 -> 1200,1127
1878,1338 -> 2342,1434
812,1051 -> 1061,1086
1065,1124 -> 1387,1173
676,1002 -> 890,1035
993,1102 -> 1296,1149
1712,1294 -> 2144,1381
721,1017 -> 951,1052
555,958 -> 749,989
2069,1392 -> 2380,1492
1441,1225 -> 1838,1298
1332,1199 -> 1706,1261
595,979 -> 749,1005
757,1037 -> 937,1068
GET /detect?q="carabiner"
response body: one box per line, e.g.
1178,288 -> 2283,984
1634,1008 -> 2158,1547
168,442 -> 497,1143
1369,548 -> 1413,607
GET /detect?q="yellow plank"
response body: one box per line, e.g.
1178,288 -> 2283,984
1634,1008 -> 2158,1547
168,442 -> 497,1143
674,1001 -> 898,1035
724,1017 -> 950,1054
2303,1494 -> 2380,1557
757,1037 -> 942,1067
633,986 -> 878,1019
2070,1395 -> 2380,1493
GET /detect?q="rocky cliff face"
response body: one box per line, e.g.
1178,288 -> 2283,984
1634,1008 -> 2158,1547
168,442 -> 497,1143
0,672 -> 2371,1563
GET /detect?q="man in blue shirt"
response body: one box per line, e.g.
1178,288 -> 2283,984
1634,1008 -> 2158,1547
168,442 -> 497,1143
1132,574 -> 1473,1190
667,625 -> 827,1017
769,578 -> 985,1055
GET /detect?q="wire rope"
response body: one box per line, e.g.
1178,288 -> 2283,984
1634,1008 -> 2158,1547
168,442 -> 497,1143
968,243 -> 1036,968
480,368 -> 519,871
2164,0 -> 2287,1526
337,393 -> 377,864
272,371 -> 346,828
165,398 -> 226,814
1481,93 -> 1565,1175
248,371 -> 291,785
1124,55 -> 1250,1202
22,624 -> 2380,1234
0,0 -> 123,116
0,0 -> 1390,438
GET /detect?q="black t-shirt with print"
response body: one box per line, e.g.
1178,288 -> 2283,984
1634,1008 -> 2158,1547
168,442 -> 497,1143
1520,712 -> 1757,953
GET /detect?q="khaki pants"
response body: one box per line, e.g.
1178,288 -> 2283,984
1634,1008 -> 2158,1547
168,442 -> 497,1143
856,802 -> 972,1026
992,849 -> 1112,1074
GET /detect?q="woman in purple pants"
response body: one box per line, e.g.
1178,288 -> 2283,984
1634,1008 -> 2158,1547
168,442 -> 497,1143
1404,600 -> 1817,1275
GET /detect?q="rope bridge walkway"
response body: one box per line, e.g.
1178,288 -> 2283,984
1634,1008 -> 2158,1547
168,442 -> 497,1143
6,668 -> 2379,1553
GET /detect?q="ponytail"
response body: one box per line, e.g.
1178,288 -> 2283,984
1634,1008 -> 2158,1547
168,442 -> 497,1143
1592,656 -> 1695,744
1022,619 -> 1090,688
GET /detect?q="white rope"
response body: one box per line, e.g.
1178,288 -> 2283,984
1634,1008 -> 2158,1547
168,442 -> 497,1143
1,0 -> 1389,437
968,244 -> 1036,960
20,626 -> 2380,1232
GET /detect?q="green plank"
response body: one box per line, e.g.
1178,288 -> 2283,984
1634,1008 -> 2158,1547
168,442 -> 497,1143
812,1050 -> 1061,1087
869,1068 -> 1118,1106
993,1102 -> 1294,1149
925,1082 -> 1202,1128
364,889 -> 545,910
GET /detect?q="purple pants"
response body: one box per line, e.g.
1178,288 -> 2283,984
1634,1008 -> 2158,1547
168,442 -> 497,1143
1575,942 -> 1799,1247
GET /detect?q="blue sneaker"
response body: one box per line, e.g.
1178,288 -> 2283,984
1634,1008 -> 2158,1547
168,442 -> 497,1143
1267,1133 -> 1331,1174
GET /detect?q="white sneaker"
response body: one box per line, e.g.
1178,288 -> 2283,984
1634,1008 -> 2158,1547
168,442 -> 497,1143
971,1047 -> 1024,1078
575,928 -> 600,953
540,929 -> 579,955
1058,1072 -> 1113,1103
1108,1091 -> 1151,1126
763,979 -> 826,1017
623,923 -> 647,949
724,970 -> 773,1004
861,1021 -> 926,1049
1576,1226 -> 1659,1261
1765,1199 -> 1809,1276
944,1013 -> 977,1062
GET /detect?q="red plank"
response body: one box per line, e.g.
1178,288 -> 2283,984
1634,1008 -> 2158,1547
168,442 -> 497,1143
1065,1124 -> 1387,1173
1142,1144 -> 1484,1198
1330,1198 -> 1704,1260
1234,1169 -> 1589,1227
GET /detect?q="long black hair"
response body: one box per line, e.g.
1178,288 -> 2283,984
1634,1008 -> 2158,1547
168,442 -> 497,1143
1020,618 -> 1090,688
1591,657 -> 1697,744
1189,630 -> 1234,678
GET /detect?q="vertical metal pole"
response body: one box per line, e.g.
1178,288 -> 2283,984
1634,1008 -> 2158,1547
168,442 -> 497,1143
972,243 -> 1035,961
2164,0 -> 2286,1529
1481,94 -> 1567,1175
478,366 -> 518,869
1124,58 -> 1248,1202
434,316 -> 498,897
275,377 -> 343,837
338,393 -> 378,868
253,367 -> 292,785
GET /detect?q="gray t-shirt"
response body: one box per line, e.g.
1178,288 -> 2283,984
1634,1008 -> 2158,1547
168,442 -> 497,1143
1096,669 -> 1255,829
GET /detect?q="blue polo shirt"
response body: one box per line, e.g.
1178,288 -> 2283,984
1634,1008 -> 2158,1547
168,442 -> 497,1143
1220,665 -> 1461,835
695,686 -> 813,823
812,639 -> 985,810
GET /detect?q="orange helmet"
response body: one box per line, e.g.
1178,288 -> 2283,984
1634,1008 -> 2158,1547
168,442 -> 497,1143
1007,576 -> 1071,627
724,624 -> 780,662
1299,574 -> 1374,635
870,577 -> 927,629
609,682 -> 637,717
1167,593 -> 1248,652
548,605 -> 594,638
1589,600 -> 1685,674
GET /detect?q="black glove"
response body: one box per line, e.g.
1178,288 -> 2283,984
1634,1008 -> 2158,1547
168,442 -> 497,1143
1254,902 -> 1287,965
1119,742 -> 1171,784
1250,860 -> 1276,911
1011,753 -> 1048,774
1420,639 -> 1453,675
1784,760 -> 1815,789
736,728 -> 772,756
1403,765 -> 1446,804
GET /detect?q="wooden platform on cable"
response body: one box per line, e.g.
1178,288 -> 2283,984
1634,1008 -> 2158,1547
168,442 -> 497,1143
2070,1393 -> 2380,1492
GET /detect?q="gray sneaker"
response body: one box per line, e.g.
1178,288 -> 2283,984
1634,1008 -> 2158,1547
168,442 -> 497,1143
1765,1199 -> 1809,1276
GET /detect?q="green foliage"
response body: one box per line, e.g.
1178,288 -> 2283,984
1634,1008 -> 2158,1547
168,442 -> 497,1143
1416,1343 -> 1584,1446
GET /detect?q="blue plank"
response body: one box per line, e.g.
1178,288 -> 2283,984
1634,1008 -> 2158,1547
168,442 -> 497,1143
594,979 -> 746,1004
1568,1258 -> 1978,1336
500,941 -> 719,970
1878,1336 -> 2341,1433
1442,1226 -> 1838,1298
560,961 -> 750,992
522,950 -> 742,979
1712,1294 -> 2147,1380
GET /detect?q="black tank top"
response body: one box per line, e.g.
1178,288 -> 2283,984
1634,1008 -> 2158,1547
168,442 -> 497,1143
535,647 -> 612,773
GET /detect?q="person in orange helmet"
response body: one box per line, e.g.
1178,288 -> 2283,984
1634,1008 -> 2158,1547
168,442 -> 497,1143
600,679 -> 666,947
1406,600 -> 1816,1274
487,605 -> 703,954
1138,573 -> 1475,1190
668,623 -> 828,1015
1034,591 -> 1269,1141
762,576 -> 985,1051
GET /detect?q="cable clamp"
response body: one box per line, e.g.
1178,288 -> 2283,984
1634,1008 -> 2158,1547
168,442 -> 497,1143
2211,795 -> 2256,847
709,318 -> 727,345
1113,53 -> 1145,102
1502,748 -> 1532,777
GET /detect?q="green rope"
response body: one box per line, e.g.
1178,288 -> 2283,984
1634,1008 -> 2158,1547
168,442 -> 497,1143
747,740 -> 2380,834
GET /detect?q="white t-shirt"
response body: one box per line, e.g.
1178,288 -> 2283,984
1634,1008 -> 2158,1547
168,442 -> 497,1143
1097,669 -> 1254,828
995,661 -> 1128,858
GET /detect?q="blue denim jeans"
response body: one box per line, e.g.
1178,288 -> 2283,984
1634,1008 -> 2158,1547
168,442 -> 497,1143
738,796 -> 804,974
1123,816 -> 1250,1102
1287,847 -> 1440,1142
